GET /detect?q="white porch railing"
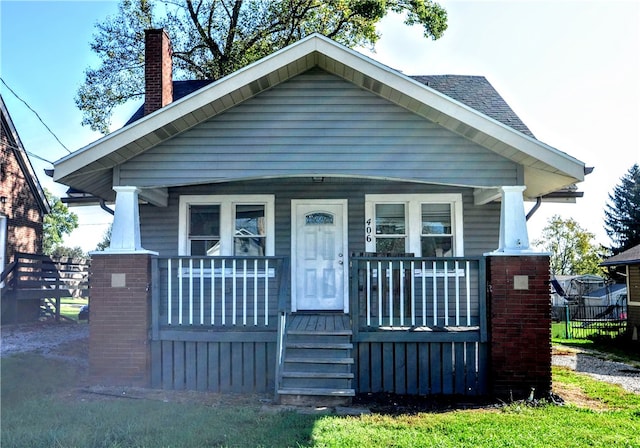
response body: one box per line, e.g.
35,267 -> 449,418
350,256 -> 487,332
155,256 -> 287,328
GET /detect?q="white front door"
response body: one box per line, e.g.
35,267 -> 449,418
291,200 -> 348,312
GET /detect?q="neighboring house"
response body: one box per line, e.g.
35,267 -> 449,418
53,31 -> 588,402
1,95 -> 50,322
601,244 -> 640,342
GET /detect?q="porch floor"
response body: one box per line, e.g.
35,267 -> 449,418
287,313 -> 351,333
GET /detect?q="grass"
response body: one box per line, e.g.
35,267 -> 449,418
2,352 -> 640,447
56,297 -> 88,321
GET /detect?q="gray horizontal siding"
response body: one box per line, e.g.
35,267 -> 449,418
121,68 -> 518,188
140,178 -> 499,257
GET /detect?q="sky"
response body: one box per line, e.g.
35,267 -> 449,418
1,0 -> 639,253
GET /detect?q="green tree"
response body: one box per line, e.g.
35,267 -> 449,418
95,224 -> 112,251
49,245 -> 87,260
604,163 -> 640,255
76,0 -> 448,133
534,215 -> 605,276
43,189 -> 79,255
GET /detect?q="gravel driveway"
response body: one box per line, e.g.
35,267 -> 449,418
1,321 -> 89,359
552,347 -> 640,394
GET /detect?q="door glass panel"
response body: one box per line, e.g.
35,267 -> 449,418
306,212 -> 334,225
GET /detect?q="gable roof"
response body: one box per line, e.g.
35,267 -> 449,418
0,95 -> 50,215
601,244 -> 640,266
53,34 -> 586,206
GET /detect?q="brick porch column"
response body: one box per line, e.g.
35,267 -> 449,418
487,254 -> 552,399
88,253 -> 153,386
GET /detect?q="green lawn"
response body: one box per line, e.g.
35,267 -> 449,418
2,352 -> 639,448
57,297 -> 88,321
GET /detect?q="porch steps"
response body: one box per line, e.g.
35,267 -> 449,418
277,314 -> 355,406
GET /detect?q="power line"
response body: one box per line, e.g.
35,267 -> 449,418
0,77 -> 72,154
2,142 -> 54,165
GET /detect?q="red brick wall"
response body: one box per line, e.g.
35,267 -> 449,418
487,255 -> 552,399
0,131 -> 44,260
144,29 -> 173,116
89,253 -> 153,386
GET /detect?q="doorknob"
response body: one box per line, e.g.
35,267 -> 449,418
338,260 -> 344,265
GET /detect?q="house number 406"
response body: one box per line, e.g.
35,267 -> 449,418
365,219 -> 372,242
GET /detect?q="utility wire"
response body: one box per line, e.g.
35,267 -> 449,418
0,77 -> 72,154
2,142 -> 54,165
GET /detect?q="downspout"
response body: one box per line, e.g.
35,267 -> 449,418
99,199 -> 115,216
526,196 -> 542,221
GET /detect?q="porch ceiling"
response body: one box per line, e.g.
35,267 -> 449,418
53,34 -> 585,204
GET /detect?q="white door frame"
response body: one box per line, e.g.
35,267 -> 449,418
291,199 -> 349,313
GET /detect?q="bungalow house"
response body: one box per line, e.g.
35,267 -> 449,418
1,95 -> 50,322
601,244 -> 640,342
53,31 -> 588,403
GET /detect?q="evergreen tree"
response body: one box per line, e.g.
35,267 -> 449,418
604,164 -> 640,254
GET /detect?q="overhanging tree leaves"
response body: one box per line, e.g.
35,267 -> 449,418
533,215 -> 605,276
604,163 -> 640,255
76,0 -> 448,133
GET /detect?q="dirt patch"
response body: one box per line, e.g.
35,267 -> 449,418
552,381 -> 610,411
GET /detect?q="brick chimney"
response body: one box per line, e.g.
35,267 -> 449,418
144,29 -> 173,116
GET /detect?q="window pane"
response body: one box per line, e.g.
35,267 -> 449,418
190,205 -> 220,236
375,204 -> 405,235
191,239 -> 221,256
376,237 -> 406,254
421,236 -> 453,257
421,204 -> 451,235
234,237 -> 266,256
235,205 -> 265,236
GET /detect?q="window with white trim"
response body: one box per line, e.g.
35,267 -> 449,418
178,195 -> 275,256
365,194 -> 464,256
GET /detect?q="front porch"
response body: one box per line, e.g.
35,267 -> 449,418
144,254 -> 488,402
89,247 -> 551,403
